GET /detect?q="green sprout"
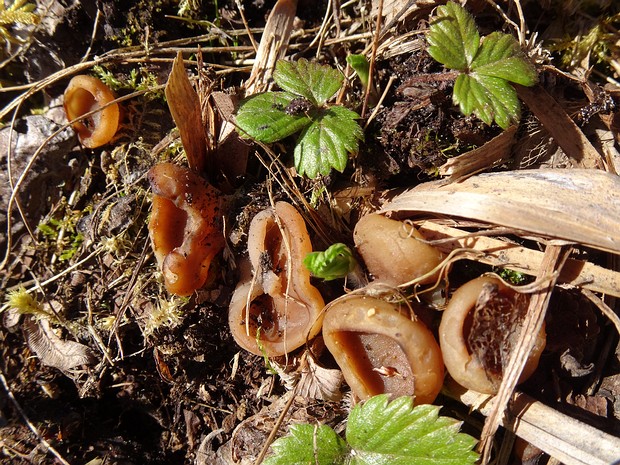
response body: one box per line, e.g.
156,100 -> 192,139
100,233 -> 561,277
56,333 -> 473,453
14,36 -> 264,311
303,243 -> 357,281
235,59 -> 364,178
346,54 -> 370,89
427,1 -> 538,129
264,394 -> 479,465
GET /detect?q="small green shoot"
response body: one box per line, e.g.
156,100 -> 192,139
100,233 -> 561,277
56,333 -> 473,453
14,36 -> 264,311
427,1 -> 537,129
346,54 -> 370,89
264,394 -> 479,465
303,243 -> 357,281
235,59 -> 364,178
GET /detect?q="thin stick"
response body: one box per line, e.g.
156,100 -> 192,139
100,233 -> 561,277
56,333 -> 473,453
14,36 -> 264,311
478,243 -> 570,463
253,388 -> 298,465
0,369 -> 72,465
362,0 -> 383,119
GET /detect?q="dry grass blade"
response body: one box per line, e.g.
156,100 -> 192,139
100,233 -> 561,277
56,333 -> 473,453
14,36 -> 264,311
450,385 -> 620,465
244,0 -> 297,95
478,244 -> 570,463
438,126 -> 517,179
381,169 -> 620,255
417,221 -> 620,298
165,51 -> 208,174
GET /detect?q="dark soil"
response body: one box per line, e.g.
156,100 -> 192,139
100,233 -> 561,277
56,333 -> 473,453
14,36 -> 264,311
1,1 -> 619,464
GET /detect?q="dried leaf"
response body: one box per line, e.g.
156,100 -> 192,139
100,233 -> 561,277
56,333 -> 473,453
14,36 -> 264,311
23,317 -> 95,371
296,353 -> 344,401
382,169 -> 620,255
165,52 -> 207,174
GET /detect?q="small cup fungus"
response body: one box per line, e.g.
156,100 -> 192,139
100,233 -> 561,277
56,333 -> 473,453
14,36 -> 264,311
353,213 -> 444,286
322,295 -> 444,404
148,163 -> 225,296
439,276 -> 546,394
228,202 -> 325,357
63,75 -> 120,148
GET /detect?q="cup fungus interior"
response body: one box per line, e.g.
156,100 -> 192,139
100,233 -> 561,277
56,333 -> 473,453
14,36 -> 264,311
323,295 -> 444,404
228,202 -> 325,357
148,163 -> 225,296
329,330 -> 415,397
439,276 -> 546,394
63,75 -> 120,148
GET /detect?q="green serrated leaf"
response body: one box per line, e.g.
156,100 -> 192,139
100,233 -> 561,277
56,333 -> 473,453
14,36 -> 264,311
303,243 -> 357,281
236,91 -> 312,143
454,73 -> 521,129
427,1 -> 480,70
274,59 -> 344,106
471,32 -> 538,86
346,395 -> 479,465
294,106 -> 363,178
264,424 -> 349,465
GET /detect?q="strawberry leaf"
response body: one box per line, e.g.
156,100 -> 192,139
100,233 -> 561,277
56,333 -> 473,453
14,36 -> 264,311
453,73 -> 520,129
346,395 -> 479,465
235,91 -> 312,143
274,59 -> 344,106
427,1 -> 479,70
427,1 -> 538,128
294,106 -> 363,178
263,424 -> 349,465
471,32 -> 538,85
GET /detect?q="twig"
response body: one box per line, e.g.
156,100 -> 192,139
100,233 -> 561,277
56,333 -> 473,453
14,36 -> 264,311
0,368 -> 72,465
80,7 -> 102,63
478,243 -> 571,463
253,388 -> 298,465
361,0 -> 383,119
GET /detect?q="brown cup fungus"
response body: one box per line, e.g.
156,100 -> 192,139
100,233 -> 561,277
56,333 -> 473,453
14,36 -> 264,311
439,276 -> 546,394
148,163 -> 225,296
228,202 -> 325,357
353,214 -> 444,286
323,295 -> 444,404
63,75 -> 120,148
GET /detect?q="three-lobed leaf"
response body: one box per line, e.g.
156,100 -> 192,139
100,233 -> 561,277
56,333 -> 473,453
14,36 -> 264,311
427,1 -> 538,129
294,106 -> 363,178
263,424 -> 349,465
274,59 -> 344,106
235,91 -> 311,143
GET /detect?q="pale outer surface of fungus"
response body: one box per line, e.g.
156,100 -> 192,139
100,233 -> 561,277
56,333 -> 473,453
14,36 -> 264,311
439,276 -> 546,394
354,213 -> 445,286
228,201 -> 325,357
148,162 -> 225,296
63,75 -> 120,148
323,295 -> 444,404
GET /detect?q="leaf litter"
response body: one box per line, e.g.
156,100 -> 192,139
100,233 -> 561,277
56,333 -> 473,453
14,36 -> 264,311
0,0 -> 619,464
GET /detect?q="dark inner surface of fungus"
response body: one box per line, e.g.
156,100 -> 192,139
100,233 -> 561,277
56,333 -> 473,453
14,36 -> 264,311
152,196 -> 188,254
67,87 -> 98,130
467,283 -> 529,385
246,294 -> 280,342
333,330 -> 414,397
263,220 -> 286,275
